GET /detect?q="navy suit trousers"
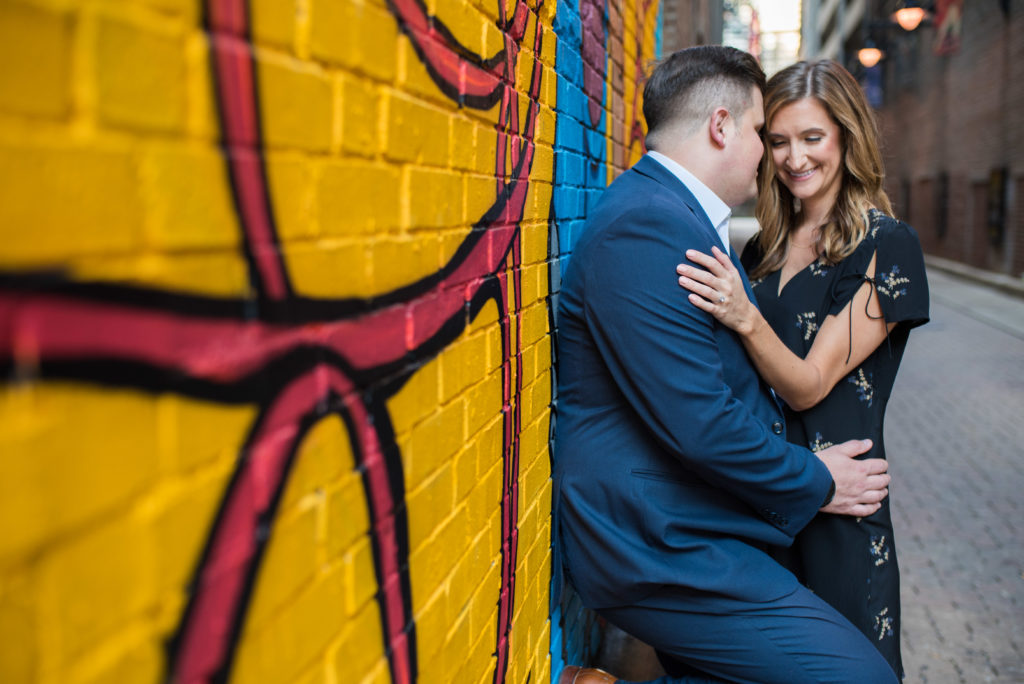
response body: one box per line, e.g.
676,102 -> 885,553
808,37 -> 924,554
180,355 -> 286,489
597,580 -> 898,684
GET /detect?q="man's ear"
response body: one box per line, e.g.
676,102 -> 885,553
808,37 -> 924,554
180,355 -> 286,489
709,107 -> 731,149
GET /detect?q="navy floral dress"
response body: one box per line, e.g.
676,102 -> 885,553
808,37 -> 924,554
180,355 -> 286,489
741,210 -> 930,678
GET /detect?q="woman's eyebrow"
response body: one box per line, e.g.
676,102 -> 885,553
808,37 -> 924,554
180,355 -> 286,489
766,127 -> 828,137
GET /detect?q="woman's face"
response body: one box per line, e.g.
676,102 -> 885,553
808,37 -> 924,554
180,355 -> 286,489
766,97 -> 844,210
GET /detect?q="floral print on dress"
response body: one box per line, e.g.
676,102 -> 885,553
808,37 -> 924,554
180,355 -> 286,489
870,535 -> 890,566
847,368 -> 874,406
795,312 -> 818,341
739,211 -> 926,677
868,209 -> 884,238
809,432 -> 834,453
876,263 -> 910,300
874,606 -> 894,641
809,261 -> 831,278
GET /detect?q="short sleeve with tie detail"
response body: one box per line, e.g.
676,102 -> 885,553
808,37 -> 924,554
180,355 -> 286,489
827,209 -> 930,331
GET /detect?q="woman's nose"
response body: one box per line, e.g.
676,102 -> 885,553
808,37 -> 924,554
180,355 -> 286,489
788,144 -> 806,169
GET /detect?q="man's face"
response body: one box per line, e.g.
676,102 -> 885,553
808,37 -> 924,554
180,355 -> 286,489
722,87 -> 765,206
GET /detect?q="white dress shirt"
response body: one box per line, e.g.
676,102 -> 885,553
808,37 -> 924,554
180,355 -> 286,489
646,150 -> 732,254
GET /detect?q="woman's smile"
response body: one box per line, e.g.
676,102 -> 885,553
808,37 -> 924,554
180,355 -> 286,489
785,167 -> 817,181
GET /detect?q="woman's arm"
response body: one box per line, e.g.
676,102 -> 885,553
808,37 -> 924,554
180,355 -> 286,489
677,246 -> 896,410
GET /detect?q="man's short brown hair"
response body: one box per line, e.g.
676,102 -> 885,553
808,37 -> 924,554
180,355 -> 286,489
643,46 -> 766,149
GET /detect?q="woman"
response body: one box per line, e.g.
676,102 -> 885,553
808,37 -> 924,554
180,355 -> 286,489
676,60 -> 929,678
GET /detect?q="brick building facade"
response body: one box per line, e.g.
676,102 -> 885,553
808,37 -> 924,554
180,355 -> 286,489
871,0 -> 1024,278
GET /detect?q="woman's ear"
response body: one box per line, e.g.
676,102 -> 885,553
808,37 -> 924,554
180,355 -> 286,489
709,107 -> 731,148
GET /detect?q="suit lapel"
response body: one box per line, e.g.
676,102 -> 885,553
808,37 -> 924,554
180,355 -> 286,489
632,156 -> 729,253
633,156 -> 754,289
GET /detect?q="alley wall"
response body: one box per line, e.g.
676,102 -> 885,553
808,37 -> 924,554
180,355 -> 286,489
0,0 -> 660,682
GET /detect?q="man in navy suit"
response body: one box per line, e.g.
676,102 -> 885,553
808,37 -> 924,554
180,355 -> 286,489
553,47 -> 898,683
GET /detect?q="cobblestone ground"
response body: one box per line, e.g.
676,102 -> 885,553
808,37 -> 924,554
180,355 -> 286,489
886,269 -> 1024,684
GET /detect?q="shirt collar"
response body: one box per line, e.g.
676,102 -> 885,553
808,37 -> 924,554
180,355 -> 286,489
646,150 -> 732,254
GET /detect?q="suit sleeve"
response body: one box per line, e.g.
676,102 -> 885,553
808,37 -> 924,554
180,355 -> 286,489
583,203 -> 832,535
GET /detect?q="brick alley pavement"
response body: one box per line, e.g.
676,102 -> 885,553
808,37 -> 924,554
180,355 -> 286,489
886,267 -> 1024,684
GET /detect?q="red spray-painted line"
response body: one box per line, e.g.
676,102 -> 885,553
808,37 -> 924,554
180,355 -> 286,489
389,0 -> 507,98
176,0 -> 539,680
207,0 -> 246,35
491,5 -> 542,680
0,201 -> 531,381
492,234 -> 524,684
209,10 -> 290,301
0,5 -> 543,384
0,0 -> 546,682
581,0 -> 607,128
171,365 -> 411,684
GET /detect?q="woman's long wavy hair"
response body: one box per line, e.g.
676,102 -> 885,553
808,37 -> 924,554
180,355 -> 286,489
750,60 -> 893,280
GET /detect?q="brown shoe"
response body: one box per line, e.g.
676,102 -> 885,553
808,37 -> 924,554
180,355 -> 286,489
558,665 -> 619,684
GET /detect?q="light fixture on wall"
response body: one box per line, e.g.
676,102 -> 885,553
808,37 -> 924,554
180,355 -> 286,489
856,3 -> 931,69
857,41 -> 884,68
892,2 -> 929,32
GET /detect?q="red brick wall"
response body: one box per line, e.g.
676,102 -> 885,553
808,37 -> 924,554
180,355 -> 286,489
877,1 -> 1024,277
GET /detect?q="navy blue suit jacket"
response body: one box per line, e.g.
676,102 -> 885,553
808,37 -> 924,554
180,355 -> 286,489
553,155 -> 833,610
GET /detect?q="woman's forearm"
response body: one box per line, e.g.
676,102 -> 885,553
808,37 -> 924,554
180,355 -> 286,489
674,247 -> 878,410
739,312 -> 827,411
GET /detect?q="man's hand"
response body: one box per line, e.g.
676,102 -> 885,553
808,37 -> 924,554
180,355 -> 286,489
817,439 -> 890,517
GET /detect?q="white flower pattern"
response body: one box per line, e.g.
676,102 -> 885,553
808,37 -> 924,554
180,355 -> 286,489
874,606 -> 894,641
809,432 -> 834,453
870,535 -> 890,566
876,264 -> 910,300
847,368 -> 874,406
795,312 -> 818,341
808,261 -> 831,278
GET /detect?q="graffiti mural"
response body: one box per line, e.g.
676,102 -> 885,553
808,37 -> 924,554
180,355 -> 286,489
0,0 -> 660,681
547,0 -> 659,674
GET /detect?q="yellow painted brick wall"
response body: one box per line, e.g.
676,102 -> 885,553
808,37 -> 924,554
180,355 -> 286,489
0,0 -> 660,683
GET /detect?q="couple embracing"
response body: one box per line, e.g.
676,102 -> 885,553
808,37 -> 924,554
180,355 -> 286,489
554,46 -> 929,684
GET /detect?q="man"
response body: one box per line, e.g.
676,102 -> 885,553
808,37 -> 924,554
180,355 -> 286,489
553,46 -> 898,683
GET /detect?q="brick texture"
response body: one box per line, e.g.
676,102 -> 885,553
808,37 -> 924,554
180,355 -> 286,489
877,1 -> 1024,278
0,0 -> 659,682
